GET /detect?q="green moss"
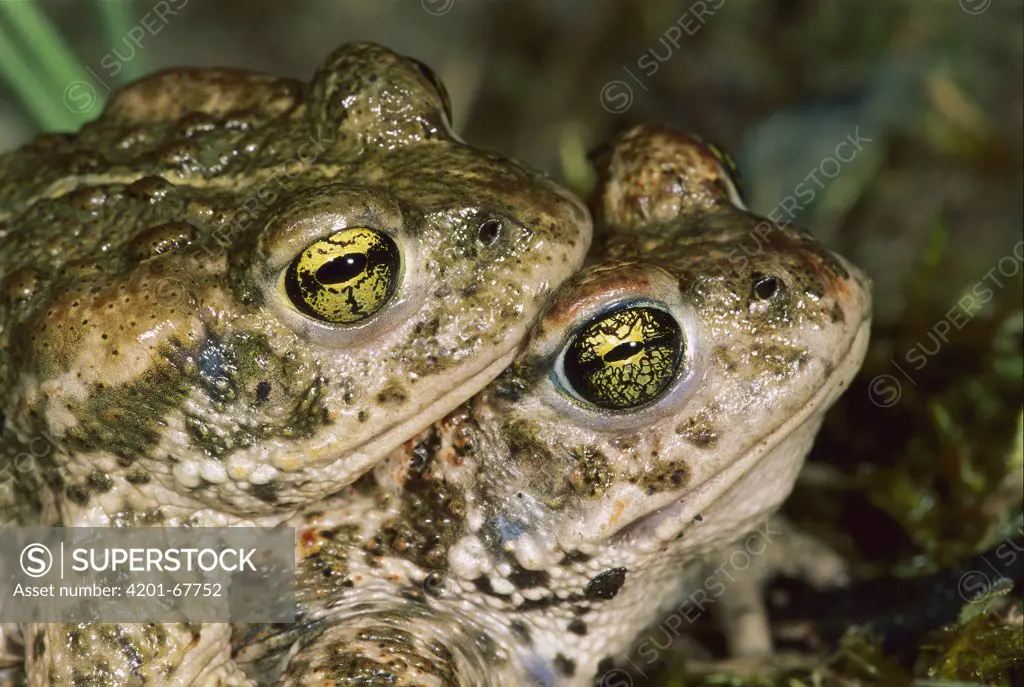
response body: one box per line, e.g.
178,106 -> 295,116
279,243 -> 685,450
919,611 -> 1024,684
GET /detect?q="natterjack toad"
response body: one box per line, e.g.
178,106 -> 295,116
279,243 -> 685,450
0,42 -> 591,528
252,124 -> 871,686
0,43 -> 590,686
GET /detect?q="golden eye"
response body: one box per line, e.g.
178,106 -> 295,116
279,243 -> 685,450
561,305 -> 683,410
284,228 -> 400,324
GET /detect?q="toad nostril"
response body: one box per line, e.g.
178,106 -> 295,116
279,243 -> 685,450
752,275 -> 781,300
477,219 -> 502,246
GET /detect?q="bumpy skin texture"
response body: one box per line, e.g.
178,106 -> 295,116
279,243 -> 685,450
247,125 -> 873,686
0,43 -> 590,684
0,42 -> 590,527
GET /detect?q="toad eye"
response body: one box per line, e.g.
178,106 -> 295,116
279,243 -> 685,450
284,227 -> 400,324
556,304 -> 684,410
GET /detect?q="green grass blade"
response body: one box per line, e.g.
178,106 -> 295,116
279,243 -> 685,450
0,1 -> 89,93
96,0 -> 146,83
0,20 -> 77,132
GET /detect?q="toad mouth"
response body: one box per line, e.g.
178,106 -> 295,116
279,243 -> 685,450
286,339 -> 524,495
610,311 -> 872,550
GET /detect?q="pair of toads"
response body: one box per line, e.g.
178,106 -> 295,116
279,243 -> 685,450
0,42 -> 871,686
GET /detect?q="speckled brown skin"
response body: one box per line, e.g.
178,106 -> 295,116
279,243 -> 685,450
0,43 -> 590,685
589,123 -> 746,227
246,125 -> 872,686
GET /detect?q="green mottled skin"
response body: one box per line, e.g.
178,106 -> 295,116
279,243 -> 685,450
0,43 -> 589,685
0,43 -> 590,528
246,125 -> 872,686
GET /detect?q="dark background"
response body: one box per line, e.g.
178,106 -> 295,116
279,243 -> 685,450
1,1 -> 1021,683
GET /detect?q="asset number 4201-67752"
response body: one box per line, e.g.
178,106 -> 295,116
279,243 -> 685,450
125,582 -> 223,597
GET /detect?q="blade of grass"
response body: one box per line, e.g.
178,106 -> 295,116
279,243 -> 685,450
0,20 -> 77,132
557,122 -> 595,200
0,1 -> 87,89
903,211 -> 950,329
0,1 -> 94,130
96,0 -> 146,82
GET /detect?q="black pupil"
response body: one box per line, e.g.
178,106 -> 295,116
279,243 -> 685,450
754,276 -> 779,300
605,340 -> 642,363
316,253 -> 367,284
478,219 -> 502,245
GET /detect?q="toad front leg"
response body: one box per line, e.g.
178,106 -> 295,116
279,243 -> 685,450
24,622 -> 253,687
240,608 -> 506,687
711,517 -> 850,658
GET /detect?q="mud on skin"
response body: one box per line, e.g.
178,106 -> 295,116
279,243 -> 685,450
0,42 -> 590,685
247,124 -> 872,686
